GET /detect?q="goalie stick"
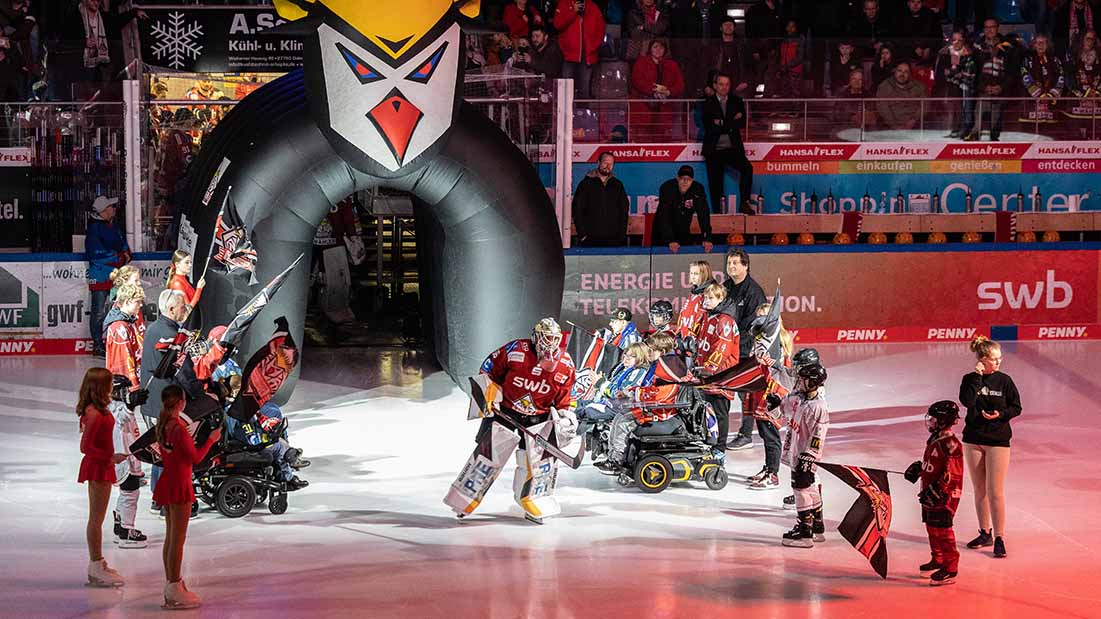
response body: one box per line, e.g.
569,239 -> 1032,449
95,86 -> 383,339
468,377 -> 587,470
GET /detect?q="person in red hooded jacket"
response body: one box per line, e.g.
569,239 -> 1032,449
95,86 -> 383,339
554,0 -> 605,97
503,0 -> 545,39
692,282 -> 740,449
630,38 -> 686,142
166,249 -> 205,312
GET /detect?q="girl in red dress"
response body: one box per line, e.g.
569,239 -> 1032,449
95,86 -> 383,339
77,367 -> 129,587
153,386 -> 220,609
165,250 -> 205,312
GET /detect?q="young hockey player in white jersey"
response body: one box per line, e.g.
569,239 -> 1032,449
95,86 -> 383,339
110,375 -> 149,548
776,363 -> 829,547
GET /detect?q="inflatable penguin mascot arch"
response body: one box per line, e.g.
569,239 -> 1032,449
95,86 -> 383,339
177,0 -> 564,396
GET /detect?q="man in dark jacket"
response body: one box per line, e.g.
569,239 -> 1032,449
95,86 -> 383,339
651,165 -> 713,252
85,195 -> 131,356
528,26 -> 563,78
896,0 -> 942,50
572,152 -> 630,246
701,73 -> 754,214
722,247 -> 767,450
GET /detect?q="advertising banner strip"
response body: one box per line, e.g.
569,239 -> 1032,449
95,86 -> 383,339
569,141 -> 1101,163
0,338 -> 96,356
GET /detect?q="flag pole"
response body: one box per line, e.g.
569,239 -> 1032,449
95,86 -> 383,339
197,186 -> 232,286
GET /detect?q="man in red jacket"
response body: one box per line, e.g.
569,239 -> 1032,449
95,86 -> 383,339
554,0 -> 605,97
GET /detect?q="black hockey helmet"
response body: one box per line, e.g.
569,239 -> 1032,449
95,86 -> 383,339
792,348 -> 820,369
926,400 -> 960,432
649,300 -> 674,325
111,374 -> 130,402
797,363 -> 827,392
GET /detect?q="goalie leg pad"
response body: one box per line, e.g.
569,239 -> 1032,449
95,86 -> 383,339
513,420 -> 561,519
444,421 -> 521,516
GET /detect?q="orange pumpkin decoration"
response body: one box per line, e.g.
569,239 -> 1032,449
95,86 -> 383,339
962,231 -> 982,243
797,232 -> 815,245
833,232 -> 852,244
1017,231 -> 1036,243
868,232 -> 888,244
895,231 -> 914,244
771,233 -> 789,245
1042,230 -> 1060,242
726,233 -> 745,245
927,231 -> 948,244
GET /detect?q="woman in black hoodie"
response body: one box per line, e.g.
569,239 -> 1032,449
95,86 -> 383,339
958,335 -> 1022,559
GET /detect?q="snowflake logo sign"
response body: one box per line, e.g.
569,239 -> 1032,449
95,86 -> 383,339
150,12 -> 204,70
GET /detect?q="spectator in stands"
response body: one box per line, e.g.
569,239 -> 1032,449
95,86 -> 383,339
651,165 -> 713,253
669,0 -> 726,39
1022,33 -> 1066,120
554,0 -> 605,98
0,44 -> 22,101
1070,30 -> 1099,93
836,67 -> 868,98
766,19 -> 805,97
528,26 -> 563,78
876,60 -> 927,129
942,30 -> 979,139
0,0 -> 39,79
746,0 -> 786,89
52,0 -> 143,98
850,0 -> 892,58
572,152 -> 630,247
626,0 -> 670,60
697,16 -> 748,98
503,0 -> 546,40
702,72 -> 754,215
833,68 -> 870,127
1051,0 -> 1098,59
976,18 -> 1011,141
870,43 -> 896,89
630,38 -> 685,141
825,40 -> 861,97
910,42 -> 937,95
897,0 -> 943,49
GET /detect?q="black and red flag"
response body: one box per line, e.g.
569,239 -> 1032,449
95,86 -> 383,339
566,323 -> 622,402
227,317 -> 300,422
817,462 -> 894,579
219,253 -> 304,349
208,190 -> 258,283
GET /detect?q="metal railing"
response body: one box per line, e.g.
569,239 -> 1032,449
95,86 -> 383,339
574,96 -> 1100,143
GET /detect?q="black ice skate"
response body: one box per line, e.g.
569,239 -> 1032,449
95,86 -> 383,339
966,529 -> 993,549
112,511 -> 124,543
118,528 -> 148,549
782,512 -> 815,548
783,494 -> 796,510
919,560 -> 944,575
929,569 -> 957,586
812,508 -> 825,542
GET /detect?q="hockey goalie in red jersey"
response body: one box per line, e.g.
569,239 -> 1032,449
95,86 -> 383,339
904,400 -> 965,586
444,318 -> 578,524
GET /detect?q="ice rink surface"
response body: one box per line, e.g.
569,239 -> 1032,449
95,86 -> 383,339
2,341 -> 1100,618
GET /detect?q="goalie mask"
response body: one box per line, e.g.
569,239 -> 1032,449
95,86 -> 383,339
532,317 -> 563,360
925,400 -> 960,433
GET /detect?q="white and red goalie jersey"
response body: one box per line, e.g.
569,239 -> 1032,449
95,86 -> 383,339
481,339 -> 575,416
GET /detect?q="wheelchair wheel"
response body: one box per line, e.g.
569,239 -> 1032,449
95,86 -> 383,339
635,455 -> 673,494
703,466 -> 729,491
269,492 -> 288,515
215,476 -> 256,518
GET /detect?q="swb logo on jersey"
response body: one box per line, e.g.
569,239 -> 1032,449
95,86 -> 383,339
512,376 -> 550,395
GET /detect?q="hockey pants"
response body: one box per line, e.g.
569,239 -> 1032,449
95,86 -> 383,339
792,464 -> 822,512
444,414 -> 562,519
116,474 -> 141,530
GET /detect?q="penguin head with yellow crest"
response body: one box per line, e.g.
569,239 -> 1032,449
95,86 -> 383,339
273,0 -> 480,175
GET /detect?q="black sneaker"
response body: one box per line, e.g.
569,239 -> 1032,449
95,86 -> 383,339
286,476 -> 309,491
594,460 -> 620,474
919,560 -> 944,575
746,466 -> 770,484
930,569 -> 957,586
727,434 -> 753,451
993,537 -> 1006,558
967,529 -> 993,549
783,494 -> 796,510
